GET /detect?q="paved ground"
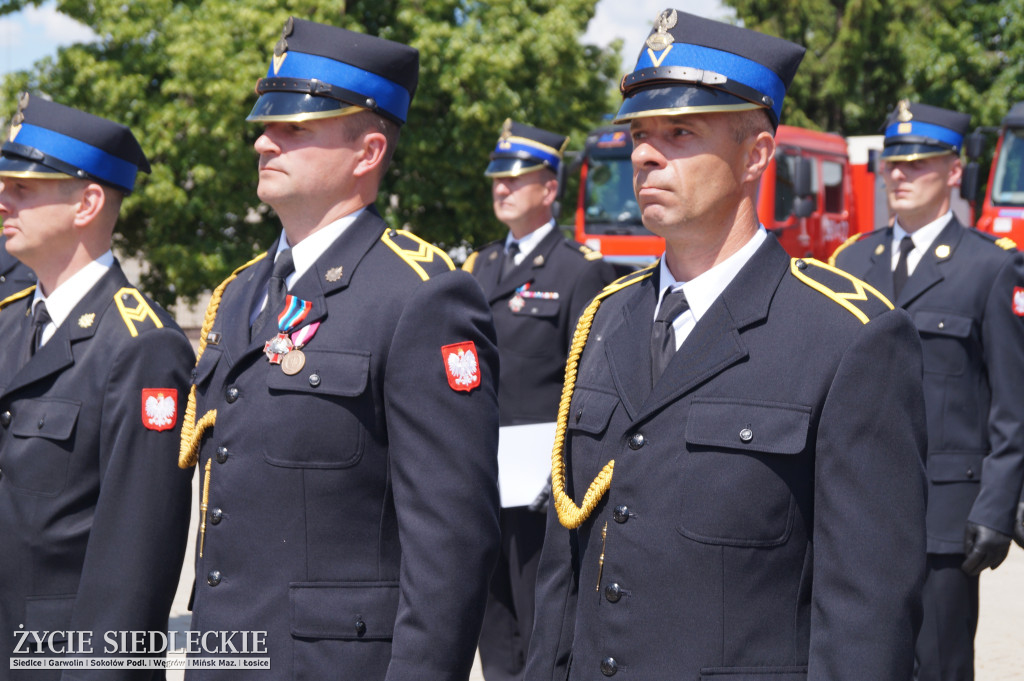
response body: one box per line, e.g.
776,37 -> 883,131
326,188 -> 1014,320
166,472 -> 1022,680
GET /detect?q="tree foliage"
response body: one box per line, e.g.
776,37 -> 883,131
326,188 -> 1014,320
0,0 -> 620,306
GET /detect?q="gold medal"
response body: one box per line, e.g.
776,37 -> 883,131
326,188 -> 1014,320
281,349 -> 306,375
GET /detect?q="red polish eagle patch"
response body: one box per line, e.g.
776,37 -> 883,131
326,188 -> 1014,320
142,388 -> 178,431
1014,287 -> 1024,316
442,341 -> 480,392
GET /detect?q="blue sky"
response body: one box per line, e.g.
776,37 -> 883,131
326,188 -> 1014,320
0,0 -> 730,78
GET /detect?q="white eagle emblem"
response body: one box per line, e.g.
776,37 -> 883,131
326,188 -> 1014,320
142,389 -> 178,431
1014,287 -> 1024,316
442,341 -> 481,392
448,348 -> 478,386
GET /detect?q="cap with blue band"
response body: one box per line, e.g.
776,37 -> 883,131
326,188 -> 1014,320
247,17 -> 419,126
614,9 -> 805,130
880,100 -> 970,162
0,94 -> 150,194
485,119 -> 569,179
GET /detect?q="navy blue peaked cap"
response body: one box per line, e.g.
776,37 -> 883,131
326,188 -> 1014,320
881,101 -> 971,162
485,119 -> 569,178
0,94 -> 150,194
248,17 -> 419,126
615,9 -> 805,130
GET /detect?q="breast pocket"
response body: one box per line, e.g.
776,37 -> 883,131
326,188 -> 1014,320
565,389 -> 619,492
261,350 -> 371,468
678,399 -> 811,547
6,398 -> 81,496
914,310 -> 974,376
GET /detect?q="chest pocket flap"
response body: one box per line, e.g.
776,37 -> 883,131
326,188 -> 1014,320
290,582 -> 399,640
685,399 -> 811,455
511,297 -> 560,318
10,398 -> 81,441
266,350 -> 370,397
192,347 -> 222,386
913,310 -> 973,338
568,389 -> 618,436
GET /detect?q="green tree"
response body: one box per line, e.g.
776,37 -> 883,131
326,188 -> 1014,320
1,0 -> 620,306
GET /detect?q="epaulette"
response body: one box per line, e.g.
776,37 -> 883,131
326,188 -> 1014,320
827,231 -> 872,267
381,228 -> 455,281
995,237 -> 1017,251
114,288 -> 164,337
573,242 -> 605,261
178,252 -> 268,470
790,258 -> 894,324
0,285 -> 35,311
965,229 -> 1018,252
462,250 -> 479,273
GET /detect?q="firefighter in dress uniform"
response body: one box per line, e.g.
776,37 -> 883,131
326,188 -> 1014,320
178,18 -> 501,680
525,10 -> 930,680
830,101 -> 1024,681
463,120 -> 614,681
0,95 -> 194,679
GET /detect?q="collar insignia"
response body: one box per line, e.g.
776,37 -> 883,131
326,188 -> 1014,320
935,244 -> 951,258
646,9 -> 677,52
874,244 -> 885,256
78,313 -> 96,328
325,266 -> 344,282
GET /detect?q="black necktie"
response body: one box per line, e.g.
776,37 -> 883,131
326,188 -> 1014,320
252,249 -> 294,340
651,288 -> 690,385
893,236 -> 914,299
30,301 -> 52,356
501,242 -> 520,280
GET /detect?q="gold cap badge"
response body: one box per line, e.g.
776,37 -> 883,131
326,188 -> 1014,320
646,9 -> 677,52
272,17 -> 294,75
897,99 -> 913,123
8,92 -> 29,143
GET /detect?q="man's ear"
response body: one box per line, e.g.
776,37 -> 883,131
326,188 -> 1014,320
541,177 -> 560,208
947,157 -> 963,188
743,131 -> 776,185
352,132 -> 388,179
72,183 -> 106,228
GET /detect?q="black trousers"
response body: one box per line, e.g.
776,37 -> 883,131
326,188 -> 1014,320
915,553 -> 979,681
478,506 -> 547,681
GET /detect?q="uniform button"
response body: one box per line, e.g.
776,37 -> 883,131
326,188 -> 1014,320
938,321 -> 945,329
604,583 -> 622,603
354,619 -> 367,636
966,467 -> 974,479
575,409 -> 583,423
613,505 -> 630,523
1,411 -> 11,427
215,446 -> 229,464
739,428 -> 753,443
190,368 -> 198,382
308,373 -> 321,388
796,259 -> 808,270
37,418 -> 45,429
600,657 -> 618,676
628,433 -> 645,450
207,570 -> 222,586
210,508 -> 224,525
225,386 -> 240,403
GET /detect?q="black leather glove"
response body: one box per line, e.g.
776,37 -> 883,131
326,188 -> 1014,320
961,522 -> 1012,576
529,475 -> 552,513
1014,502 -> 1024,549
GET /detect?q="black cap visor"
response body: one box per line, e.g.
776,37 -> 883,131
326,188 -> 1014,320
614,84 -> 767,126
246,90 -> 364,123
484,157 -> 550,179
0,154 -> 72,180
881,139 -> 957,163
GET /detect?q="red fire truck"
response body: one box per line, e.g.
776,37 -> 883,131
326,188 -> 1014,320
972,102 -> 1024,245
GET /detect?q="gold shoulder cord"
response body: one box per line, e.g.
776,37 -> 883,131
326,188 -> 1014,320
462,251 -> 479,273
827,233 -> 861,267
178,253 -> 267,469
0,285 -> 35,310
552,266 -> 655,529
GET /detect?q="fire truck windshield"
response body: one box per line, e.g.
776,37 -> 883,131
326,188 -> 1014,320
992,128 -> 1024,206
583,156 -> 647,234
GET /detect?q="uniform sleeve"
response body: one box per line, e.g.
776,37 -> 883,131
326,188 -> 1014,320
64,327 -> 194,680
382,268 -> 501,681
809,308 -> 927,680
969,252 -> 1024,535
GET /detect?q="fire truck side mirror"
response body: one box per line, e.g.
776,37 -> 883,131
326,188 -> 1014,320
960,161 -> 980,203
792,157 -> 815,218
867,149 -> 880,175
965,131 -> 985,161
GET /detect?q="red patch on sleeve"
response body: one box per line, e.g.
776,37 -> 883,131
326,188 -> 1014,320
441,341 -> 481,392
141,388 -> 178,431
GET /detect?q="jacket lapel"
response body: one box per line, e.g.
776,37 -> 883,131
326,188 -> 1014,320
602,273 -> 658,420
896,217 -> 962,307
636,237 -> 788,422
3,265 -> 125,395
862,228 -> 896,302
218,244 -> 275,367
487,228 -> 561,303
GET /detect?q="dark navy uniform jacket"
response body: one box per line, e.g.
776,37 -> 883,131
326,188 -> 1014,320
185,207 -> 500,680
0,236 -> 36,302
832,217 -> 1024,552
0,263 -> 194,680
463,228 -> 615,427
527,236 -> 928,681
